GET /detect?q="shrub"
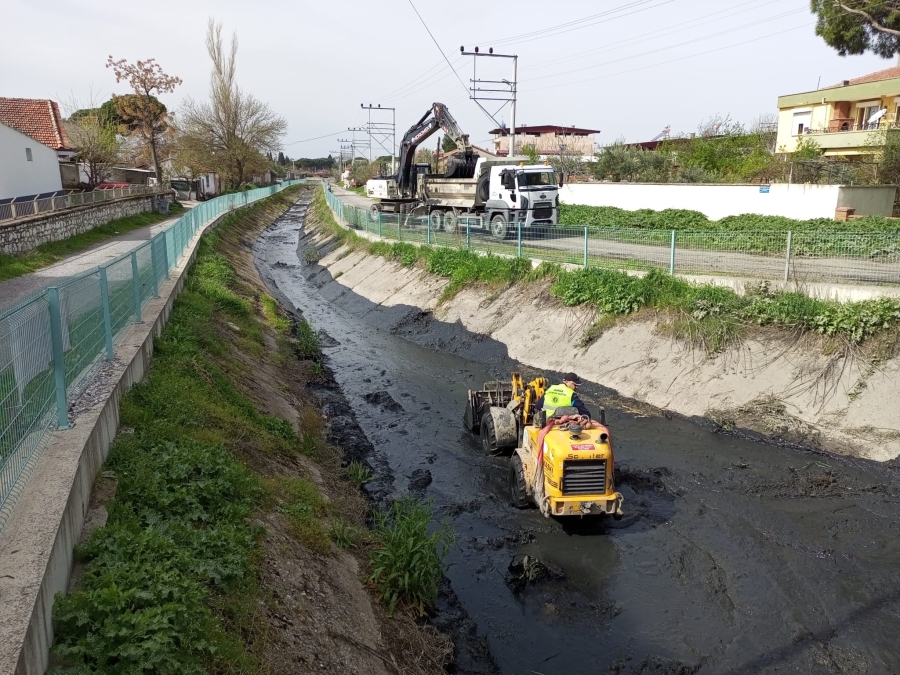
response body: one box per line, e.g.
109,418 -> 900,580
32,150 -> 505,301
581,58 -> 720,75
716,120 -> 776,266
368,498 -> 454,616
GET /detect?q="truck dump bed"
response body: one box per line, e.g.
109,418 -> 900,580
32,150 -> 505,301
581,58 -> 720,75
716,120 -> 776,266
422,177 -> 478,209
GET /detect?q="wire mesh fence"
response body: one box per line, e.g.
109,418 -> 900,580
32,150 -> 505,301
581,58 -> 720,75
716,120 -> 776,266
324,190 -> 900,286
0,180 -> 305,530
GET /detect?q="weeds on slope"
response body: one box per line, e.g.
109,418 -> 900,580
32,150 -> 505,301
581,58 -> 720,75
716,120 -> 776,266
49,191 -> 327,673
0,203 -> 183,282
52,187 -> 458,673
368,497 -> 454,617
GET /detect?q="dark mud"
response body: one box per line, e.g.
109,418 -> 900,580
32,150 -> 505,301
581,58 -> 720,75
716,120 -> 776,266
256,199 -> 900,675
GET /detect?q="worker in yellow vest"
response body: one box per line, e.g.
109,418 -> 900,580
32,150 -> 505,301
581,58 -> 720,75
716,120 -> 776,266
535,373 -> 591,419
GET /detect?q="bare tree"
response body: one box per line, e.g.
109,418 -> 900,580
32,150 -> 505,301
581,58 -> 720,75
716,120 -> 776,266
106,56 -> 181,184
178,20 -> 287,189
63,95 -> 121,188
547,132 -> 587,181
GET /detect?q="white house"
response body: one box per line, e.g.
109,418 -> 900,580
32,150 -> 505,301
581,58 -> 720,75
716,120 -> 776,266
0,121 -> 63,200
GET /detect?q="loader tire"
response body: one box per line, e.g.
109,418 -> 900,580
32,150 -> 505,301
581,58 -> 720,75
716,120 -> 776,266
480,414 -> 500,455
508,455 -> 530,509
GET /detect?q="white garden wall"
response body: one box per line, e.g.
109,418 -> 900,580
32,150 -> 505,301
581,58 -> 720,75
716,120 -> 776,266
560,182 -> 896,221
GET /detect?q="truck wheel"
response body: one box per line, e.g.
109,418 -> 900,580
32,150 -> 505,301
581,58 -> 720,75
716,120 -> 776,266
369,203 -> 381,222
491,214 -> 509,240
442,208 -> 459,234
509,455 -> 530,509
429,210 -> 442,232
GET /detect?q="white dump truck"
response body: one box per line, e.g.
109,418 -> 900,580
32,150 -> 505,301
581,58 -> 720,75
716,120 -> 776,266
365,103 -> 560,239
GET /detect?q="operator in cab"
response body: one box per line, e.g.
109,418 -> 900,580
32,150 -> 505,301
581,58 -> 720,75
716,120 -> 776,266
536,373 -> 591,419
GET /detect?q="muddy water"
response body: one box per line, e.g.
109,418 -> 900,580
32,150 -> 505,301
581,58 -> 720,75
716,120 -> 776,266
255,200 -> 900,675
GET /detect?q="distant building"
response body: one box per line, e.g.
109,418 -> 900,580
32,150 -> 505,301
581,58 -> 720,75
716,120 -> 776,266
776,65 -> 900,157
489,125 -> 600,158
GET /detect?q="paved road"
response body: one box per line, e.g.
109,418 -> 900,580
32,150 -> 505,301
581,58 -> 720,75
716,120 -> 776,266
330,187 -> 900,286
0,205 -> 194,313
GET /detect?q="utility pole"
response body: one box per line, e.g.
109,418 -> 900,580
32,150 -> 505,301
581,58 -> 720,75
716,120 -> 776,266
460,47 -> 518,158
361,104 -> 397,174
347,127 -> 370,163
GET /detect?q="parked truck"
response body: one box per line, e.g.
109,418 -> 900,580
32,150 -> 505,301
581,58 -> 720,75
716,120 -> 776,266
365,102 -> 561,239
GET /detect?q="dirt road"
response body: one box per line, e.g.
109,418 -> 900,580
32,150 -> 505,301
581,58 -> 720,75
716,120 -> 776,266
255,196 -> 900,674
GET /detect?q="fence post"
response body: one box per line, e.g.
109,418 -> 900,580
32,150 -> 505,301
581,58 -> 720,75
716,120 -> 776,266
784,230 -> 793,283
99,268 -> 115,361
427,214 -> 431,245
378,211 -> 383,238
162,232 -> 170,278
466,218 -> 471,249
131,251 -> 143,323
398,214 -> 403,242
583,227 -> 589,269
669,230 -> 676,275
46,288 -> 70,430
517,222 -> 522,258
150,241 -> 159,298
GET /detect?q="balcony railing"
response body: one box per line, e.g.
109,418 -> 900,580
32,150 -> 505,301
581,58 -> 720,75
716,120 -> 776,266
803,118 -> 900,135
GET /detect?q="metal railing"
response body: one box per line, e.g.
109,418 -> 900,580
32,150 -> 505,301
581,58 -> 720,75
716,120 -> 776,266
324,189 -> 900,286
0,180 -> 305,529
0,185 -> 166,223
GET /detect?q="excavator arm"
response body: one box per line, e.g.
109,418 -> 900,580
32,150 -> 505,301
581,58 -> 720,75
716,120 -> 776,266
396,102 -> 475,197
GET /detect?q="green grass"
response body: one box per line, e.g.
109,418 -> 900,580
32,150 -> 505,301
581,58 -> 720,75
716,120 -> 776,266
0,203 -> 183,282
345,460 -> 372,485
367,497 -> 454,617
49,189 -> 326,674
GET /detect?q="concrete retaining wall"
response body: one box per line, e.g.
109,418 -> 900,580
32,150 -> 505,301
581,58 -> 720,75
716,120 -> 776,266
0,208 -> 225,675
560,182 -> 896,220
0,195 -> 156,254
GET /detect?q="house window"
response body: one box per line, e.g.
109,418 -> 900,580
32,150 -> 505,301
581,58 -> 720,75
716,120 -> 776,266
857,104 -> 882,129
25,148 -> 33,161
792,111 -> 812,135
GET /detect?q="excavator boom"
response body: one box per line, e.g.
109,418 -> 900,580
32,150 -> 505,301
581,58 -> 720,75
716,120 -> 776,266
396,102 -> 475,197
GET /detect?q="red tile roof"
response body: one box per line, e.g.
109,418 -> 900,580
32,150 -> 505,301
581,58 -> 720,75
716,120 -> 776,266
489,125 -> 600,136
827,66 -> 900,89
0,97 -> 72,151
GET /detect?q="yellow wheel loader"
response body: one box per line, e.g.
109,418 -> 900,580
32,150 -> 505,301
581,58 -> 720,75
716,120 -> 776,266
465,374 -> 624,518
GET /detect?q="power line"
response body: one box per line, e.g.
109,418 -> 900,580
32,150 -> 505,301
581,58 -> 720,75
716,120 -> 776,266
283,130 -> 345,146
525,23 -> 814,93
405,0 -> 501,127
530,0 -> 779,72
473,0 -> 668,47
406,0 -> 469,97
522,7 -> 809,84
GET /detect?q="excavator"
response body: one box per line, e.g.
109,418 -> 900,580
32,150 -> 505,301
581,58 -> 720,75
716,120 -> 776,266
366,103 -> 560,238
465,374 -> 624,518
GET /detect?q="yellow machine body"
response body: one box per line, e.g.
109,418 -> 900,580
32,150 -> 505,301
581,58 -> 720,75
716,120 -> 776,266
518,423 -> 623,517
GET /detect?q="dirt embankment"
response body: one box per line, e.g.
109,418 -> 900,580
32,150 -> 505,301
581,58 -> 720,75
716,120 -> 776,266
305,210 -> 900,463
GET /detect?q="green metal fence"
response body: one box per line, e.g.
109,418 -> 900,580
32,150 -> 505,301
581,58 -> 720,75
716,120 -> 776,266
0,180 -> 304,528
324,188 -> 900,286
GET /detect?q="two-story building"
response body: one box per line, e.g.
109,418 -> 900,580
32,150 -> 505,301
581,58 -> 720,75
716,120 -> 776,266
490,124 -> 600,159
776,65 -> 900,157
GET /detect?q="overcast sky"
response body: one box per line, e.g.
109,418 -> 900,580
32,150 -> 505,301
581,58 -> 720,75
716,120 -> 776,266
3,0 -> 892,158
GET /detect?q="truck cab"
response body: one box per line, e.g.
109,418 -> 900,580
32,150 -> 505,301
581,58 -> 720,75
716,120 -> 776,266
481,162 -> 560,238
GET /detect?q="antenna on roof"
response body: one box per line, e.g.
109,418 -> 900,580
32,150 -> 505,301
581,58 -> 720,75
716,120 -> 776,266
816,75 -> 821,90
